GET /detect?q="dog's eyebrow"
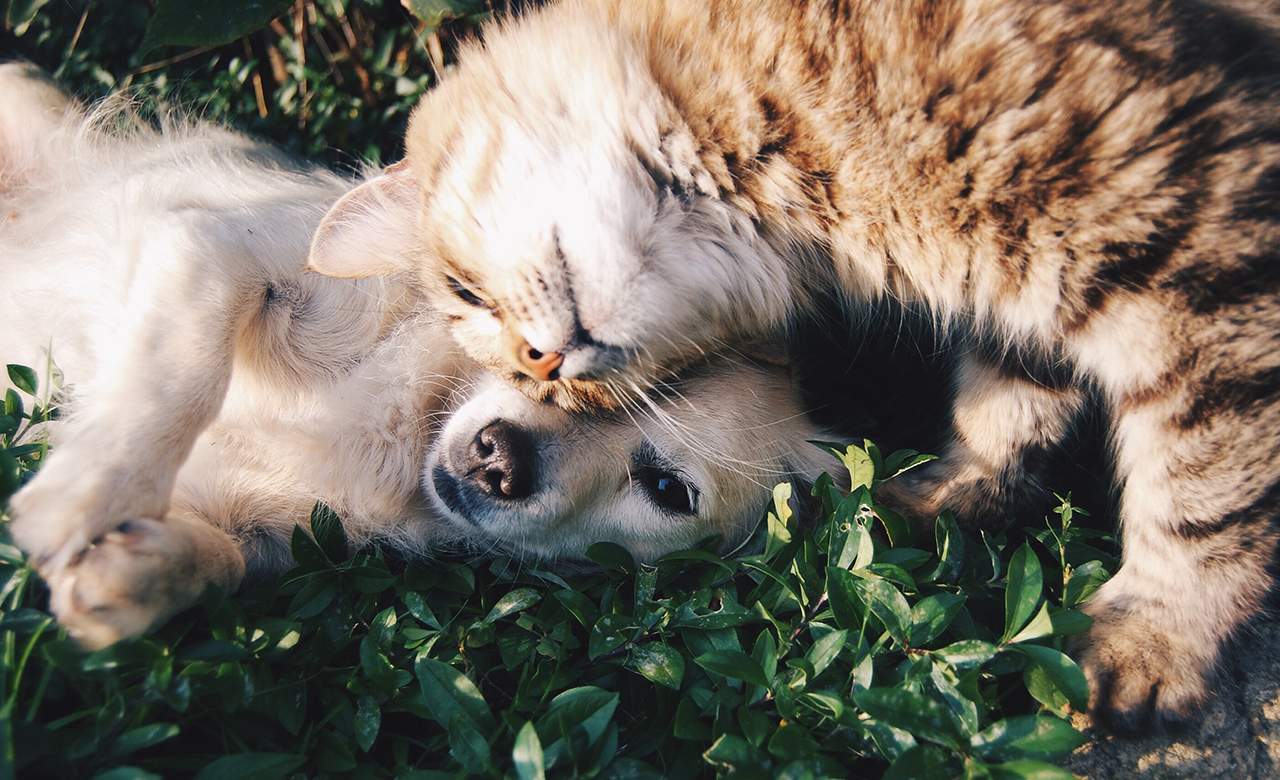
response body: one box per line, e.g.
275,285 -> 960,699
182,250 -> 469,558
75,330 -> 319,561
631,440 -> 679,473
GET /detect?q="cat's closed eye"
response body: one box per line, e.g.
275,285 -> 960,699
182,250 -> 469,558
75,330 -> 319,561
446,275 -> 488,309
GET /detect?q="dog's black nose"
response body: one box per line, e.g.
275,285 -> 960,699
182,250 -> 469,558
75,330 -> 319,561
465,420 -> 535,500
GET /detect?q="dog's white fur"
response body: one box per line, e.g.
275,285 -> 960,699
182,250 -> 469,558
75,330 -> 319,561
0,64 -> 838,648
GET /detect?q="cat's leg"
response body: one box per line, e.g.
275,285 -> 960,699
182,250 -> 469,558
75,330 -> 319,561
1077,383 -> 1280,731
9,217 -> 261,575
880,350 -> 1085,526
49,512 -> 245,649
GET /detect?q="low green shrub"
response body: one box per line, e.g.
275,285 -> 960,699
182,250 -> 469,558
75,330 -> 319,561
0,363 -> 1116,778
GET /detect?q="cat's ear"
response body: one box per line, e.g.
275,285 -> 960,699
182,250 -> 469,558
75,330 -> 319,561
307,160 -> 420,278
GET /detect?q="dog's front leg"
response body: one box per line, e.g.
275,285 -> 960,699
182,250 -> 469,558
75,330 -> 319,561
9,216 -> 261,584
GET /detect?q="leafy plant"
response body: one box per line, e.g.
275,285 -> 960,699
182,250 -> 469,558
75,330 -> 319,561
0,365 -> 1114,777
1,0 -> 501,165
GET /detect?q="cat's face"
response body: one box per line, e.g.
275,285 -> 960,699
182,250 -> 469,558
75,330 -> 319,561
308,26 -> 795,412
424,360 -> 837,563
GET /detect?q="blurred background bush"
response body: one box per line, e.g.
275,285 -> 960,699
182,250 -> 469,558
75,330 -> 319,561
1,0 -> 536,167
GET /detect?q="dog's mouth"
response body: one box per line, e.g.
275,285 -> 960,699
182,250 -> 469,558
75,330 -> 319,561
428,465 -> 482,528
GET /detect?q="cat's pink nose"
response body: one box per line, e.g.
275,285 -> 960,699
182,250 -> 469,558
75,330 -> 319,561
515,340 -> 564,381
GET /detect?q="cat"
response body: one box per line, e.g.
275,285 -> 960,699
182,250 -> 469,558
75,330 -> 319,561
0,62 -> 838,648
307,0 -> 1280,731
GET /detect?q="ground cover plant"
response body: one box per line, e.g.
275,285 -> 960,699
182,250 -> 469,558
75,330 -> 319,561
0,363 -> 1117,778
2,2 -> 1118,776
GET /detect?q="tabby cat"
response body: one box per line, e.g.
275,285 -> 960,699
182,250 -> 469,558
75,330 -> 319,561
308,0 -> 1280,731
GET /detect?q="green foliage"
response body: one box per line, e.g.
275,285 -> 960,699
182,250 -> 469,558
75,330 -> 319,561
0,393 -> 1115,777
1,0 -> 496,165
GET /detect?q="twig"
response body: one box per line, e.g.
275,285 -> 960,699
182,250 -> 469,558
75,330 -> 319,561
131,44 -> 217,76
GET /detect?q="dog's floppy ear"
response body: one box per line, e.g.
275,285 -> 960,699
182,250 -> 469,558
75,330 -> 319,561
307,160 -> 420,278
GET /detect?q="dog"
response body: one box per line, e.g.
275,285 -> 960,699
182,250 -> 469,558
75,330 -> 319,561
0,63 -> 839,648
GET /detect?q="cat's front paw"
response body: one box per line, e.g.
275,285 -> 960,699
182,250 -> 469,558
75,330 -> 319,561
45,518 -> 206,649
1075,603 -> 1215,734
877,465 -> 1007,529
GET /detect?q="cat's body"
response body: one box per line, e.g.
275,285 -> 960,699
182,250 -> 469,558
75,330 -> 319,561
311,0 -> 1280,730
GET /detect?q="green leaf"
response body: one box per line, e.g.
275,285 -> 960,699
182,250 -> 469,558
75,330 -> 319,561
767,721 -> 819,762
309,502 -> 347,561
929,512 -> 966,583
1008,604 -> 1092,644
971,715 -> 1088,762
988,760 -> 1077,780
589,613 -> 639,660
513,721 -> 546,780
931,637 -> 998,671
874,503 -> 912,547
625,643 -> 685,690
403,0 -> 486,29
193,754 -> 305,780
1063,560 -> 1110,607
414,657 -> 496,731
107,723 -> 180,759
92,769 -> 163,780
484,587 -> 542,623
702,734 -> 765,773
805,626 -> 847,677
930,662 -> 979,736
6,364 -> 36,395
448,713 -> 491,773
586,542 -> 635,573
140,0 -> 293,54
854,687 -> 965,750
1024,663 -> 1070,714
286,576 -> 335,619
403,591 -> 443,630
883,745 -> 964,780
5,388 -> 23,418
694,650 -> 770,688
538,687 -> 619,766
910,593 -> 966,646
881,449 -> 939,480
827,566 -> 865,631
765,481 -> 794,559
1014,645 -> 1089,711
354,695 -> 380,752
831,443 -> 876,490
855,576 -> 912,646
1002,544 -> 1044,642
0,448 -> 21,499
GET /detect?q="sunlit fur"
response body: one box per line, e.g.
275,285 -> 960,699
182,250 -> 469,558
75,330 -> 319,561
319,0 -> 1280,730
0,64 -> 839,648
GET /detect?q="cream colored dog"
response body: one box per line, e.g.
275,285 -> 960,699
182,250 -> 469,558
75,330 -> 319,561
0,64 -> 837,648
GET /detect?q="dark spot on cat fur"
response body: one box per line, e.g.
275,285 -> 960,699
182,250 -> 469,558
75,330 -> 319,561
1176,364 -> 1280,432
1175,478 -> 1280,542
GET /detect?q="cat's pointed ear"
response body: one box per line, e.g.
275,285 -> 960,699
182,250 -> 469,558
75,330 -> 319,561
307,160 -> 420,278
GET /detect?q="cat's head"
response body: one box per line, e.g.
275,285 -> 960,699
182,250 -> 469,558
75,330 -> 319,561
425,357 -> 841,563
308,5 -> 798,411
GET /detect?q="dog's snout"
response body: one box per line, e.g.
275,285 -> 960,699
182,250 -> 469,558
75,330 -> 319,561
465,420 -> 535,499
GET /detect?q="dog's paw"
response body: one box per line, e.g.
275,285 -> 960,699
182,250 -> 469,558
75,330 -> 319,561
8,459 -> 133,571
45,518 -> 206,650
1075,604 -> 1215,734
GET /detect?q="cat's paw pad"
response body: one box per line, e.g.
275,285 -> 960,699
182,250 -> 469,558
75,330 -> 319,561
1075,609 -> 1213,734
46,518 -> 202,650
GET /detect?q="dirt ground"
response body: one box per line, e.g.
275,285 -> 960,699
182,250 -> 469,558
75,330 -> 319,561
1068,619 -> 1280,778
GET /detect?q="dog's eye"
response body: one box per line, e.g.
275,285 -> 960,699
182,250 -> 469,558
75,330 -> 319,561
636,465 -> 698,515
446,275 -> 488,308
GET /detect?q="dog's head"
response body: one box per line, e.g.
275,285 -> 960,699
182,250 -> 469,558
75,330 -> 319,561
424,357 -> 840,563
